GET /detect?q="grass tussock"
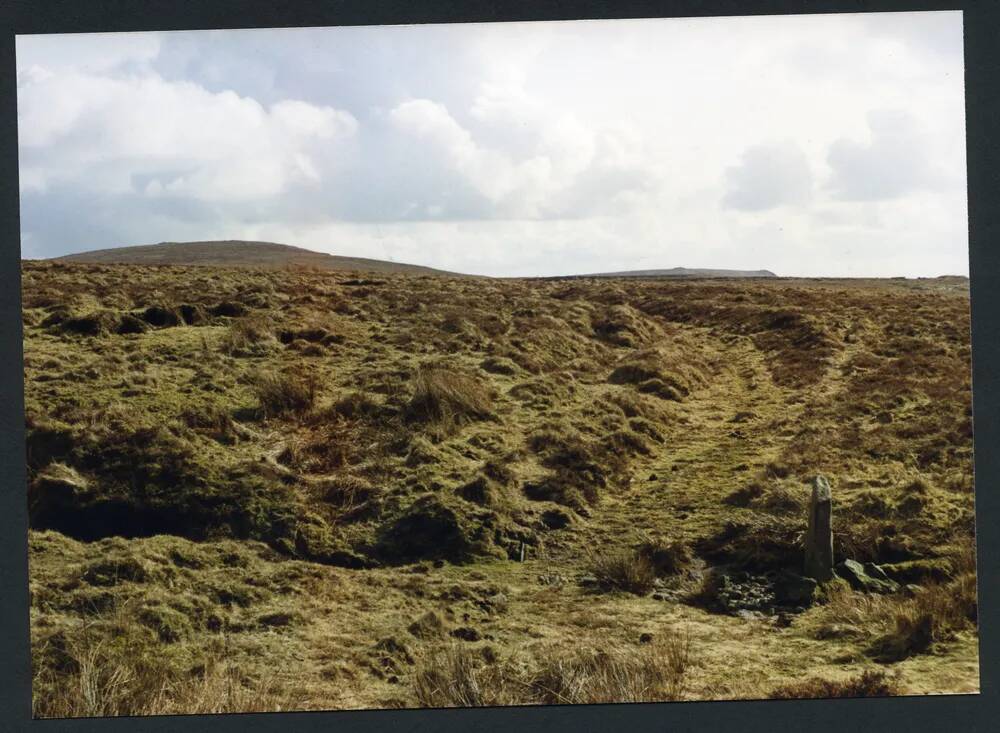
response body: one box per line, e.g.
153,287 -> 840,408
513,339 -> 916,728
587,550 -> 657,595
533,634 -> 692,704
806,563 -> 977,663
32,601 -> 301,718
405,366 -> 493,431
770,669 -> 902,699
637,538 -> 692,576
33,641 -> 299,718
252,370 -> 317,418
869,574 -> 977,662
413,645 -> 520,708
413,632 -> 692,707
221,316 -> 275,355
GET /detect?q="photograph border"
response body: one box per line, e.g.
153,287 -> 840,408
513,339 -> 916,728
1,1 -> 996,731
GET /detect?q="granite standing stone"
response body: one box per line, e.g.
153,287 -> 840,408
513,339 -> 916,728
804,475 -> 834,581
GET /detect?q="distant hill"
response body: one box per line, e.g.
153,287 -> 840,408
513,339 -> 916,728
51,241 -> 779,280
549,267 -> 779,280
54,240 -> 466,277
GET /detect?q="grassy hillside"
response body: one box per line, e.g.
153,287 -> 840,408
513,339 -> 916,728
54,240 -> 466,277
22,260 -> 977,715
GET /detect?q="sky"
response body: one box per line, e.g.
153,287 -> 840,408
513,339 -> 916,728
15,11 -> 968,277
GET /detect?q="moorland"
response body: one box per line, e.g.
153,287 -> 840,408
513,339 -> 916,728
21,250 -> 977,716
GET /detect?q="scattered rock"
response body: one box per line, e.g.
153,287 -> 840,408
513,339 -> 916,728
710,571 -> 776,614
773,571 -> 818,607
864,563 -> 892,582
835,559 -> 900,594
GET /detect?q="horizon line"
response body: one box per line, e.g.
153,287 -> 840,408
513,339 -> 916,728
28,239 -> 970,281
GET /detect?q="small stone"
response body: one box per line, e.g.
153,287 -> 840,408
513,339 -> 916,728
639,632 -> 654,644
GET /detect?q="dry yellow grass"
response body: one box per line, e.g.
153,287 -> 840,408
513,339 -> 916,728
21,261 -> 977,715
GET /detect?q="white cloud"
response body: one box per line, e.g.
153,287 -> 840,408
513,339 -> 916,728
17,67 -> 358,201
826,109 -> 939,201
388,96 -> 652,219
15,32 -> 161,75
271,99 -> 358,140
16,12 -> 968,276
723,142 -> 814,211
